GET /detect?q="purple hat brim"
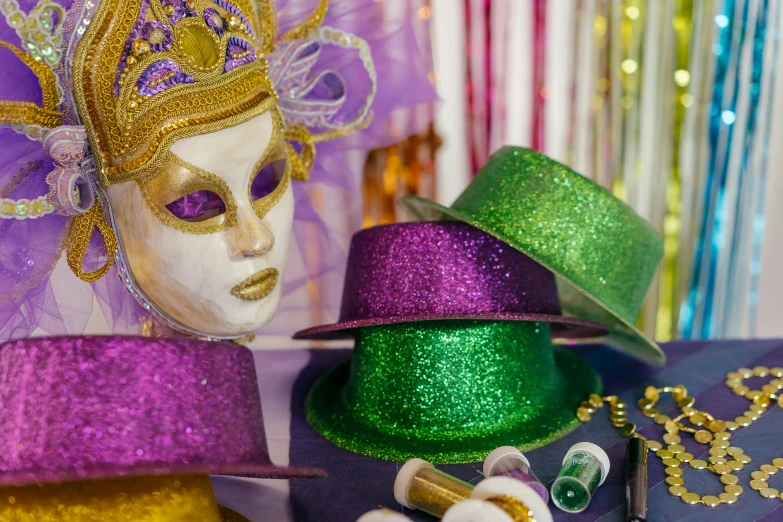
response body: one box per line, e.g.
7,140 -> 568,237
293,312 -> 608,340
0,336 -> 326,487
0,462 -> 326,488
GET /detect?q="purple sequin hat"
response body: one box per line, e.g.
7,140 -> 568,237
294,222 -> 608,340
0,336 -> 324,486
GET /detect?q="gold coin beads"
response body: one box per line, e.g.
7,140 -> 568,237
575,366 -> 783,508
749,457 -> 783,502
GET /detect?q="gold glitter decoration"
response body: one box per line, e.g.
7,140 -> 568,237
230,267 -> 279,302
0,40 -> 62,128
65,199 -> 118,282
0,474 -> 222,521
406,465 -> 472,518
139,152 -> 239,234
402,147 -> 665,364
279,0 -> 327,41
250,109 -> 291,218
284,124 -> 316,180
256,0 -> 277,54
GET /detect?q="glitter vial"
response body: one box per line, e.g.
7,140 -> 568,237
551,442 -> 610,513
471,477 -> 553,522
394,458 -> 473,518
483,446 -> 548,502
356,508 -> 413,522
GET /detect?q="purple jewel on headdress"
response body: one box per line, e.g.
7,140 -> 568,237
203,8 -> 225,35
142,21 -> 173,52
225,37 -> 256,72
215,0 -> 255,37
161,0 -> 198,25
137,60 -> 195,97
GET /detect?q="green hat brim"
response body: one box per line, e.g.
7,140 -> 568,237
305,347 -> 602,464
401,195 -> 665,366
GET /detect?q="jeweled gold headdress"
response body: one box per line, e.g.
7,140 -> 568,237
74,0 -> 278,185
0,0 -> 376,281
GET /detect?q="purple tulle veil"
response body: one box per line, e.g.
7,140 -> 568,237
0,0 -> 437,340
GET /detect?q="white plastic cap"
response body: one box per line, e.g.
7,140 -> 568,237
563,442 -> 610,486
471,477 -> 553,522
393,458 -> 432,508
441,499 -> 514,522
356,509 -> 414,522
483,446 -> 531,477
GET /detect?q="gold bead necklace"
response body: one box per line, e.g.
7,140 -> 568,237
576,366 -> 783,507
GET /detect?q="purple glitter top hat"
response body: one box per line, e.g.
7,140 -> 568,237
0,335 -> 324,486
294,222 -> 608,340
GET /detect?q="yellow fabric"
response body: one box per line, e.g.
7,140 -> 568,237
0,474 -> 222,522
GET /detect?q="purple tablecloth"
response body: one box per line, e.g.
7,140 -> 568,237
213,340 -> 783,522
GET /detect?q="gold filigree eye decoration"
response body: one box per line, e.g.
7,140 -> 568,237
138,153 -> 238,234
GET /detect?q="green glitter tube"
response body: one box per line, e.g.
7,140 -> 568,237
551,442 -> 610,513
394,459 -> 473,518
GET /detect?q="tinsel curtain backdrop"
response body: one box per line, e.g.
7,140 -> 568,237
425,0 -> 783,342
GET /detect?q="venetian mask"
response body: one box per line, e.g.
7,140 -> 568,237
0,0 -> 375,339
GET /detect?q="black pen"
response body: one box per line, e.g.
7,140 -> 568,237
625,438 -> 648,522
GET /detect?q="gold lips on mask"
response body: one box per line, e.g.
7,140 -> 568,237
231,268 -> 279,301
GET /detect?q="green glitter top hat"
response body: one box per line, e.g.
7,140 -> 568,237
306,320 -> 601,463
402,147 -> 665,366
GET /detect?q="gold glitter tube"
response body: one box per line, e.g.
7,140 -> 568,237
394,459 -> 473,517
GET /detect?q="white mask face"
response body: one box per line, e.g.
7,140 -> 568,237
107,109 -> 294,336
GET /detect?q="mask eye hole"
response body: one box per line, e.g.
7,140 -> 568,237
165,190 -> 226,222
251,158 -> 287,201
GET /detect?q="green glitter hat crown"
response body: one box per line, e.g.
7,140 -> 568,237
306,320 -> 601,463
402,147 -> 665,366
